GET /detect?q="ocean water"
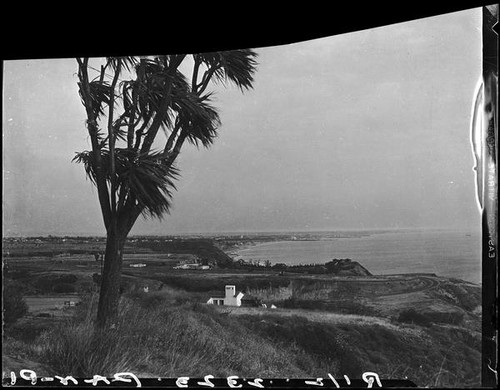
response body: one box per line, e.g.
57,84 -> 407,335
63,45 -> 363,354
235,229 -> 482,284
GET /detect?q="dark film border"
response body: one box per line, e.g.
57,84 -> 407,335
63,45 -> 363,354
3,376 -> 417,388
0,1 -> 496,60
481,4 -> 498,389
1,1 -> 496,389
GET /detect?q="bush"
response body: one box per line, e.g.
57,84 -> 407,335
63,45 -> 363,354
92,273 -> 101,285
7,321 -> 51,342
397,308 -> 432,327
52,283 -> 76,293
58,274 -> 78,284
422,310 -> 464,325
132,291 -> 166,309
5,270 -> 28,280
34,274 -> 78,293
3,283 -> 29,325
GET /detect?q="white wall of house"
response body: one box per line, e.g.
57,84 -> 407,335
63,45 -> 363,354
207,285 -> 244,306
207,297 -> 224,305
224,285 -> 244,306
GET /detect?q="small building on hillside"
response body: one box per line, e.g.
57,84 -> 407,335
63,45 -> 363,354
207,285 -> 244,306
174,263 -> 210,270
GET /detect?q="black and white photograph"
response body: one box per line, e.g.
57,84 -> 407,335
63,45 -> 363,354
2,3 -> 497,388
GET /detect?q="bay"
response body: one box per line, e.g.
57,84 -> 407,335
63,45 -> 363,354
234,229 -> 482,284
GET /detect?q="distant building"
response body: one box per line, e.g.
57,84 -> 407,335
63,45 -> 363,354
174,263 -> 210,270
207,285 -> 244,306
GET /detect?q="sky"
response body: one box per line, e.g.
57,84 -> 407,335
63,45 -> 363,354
2,7 -> 483,236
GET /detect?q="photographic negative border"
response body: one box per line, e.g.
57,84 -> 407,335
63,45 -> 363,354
478,4 -> 498,387
2,1 -> 497,388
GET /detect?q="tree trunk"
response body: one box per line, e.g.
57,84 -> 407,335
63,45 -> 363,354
96,227 -> 126,328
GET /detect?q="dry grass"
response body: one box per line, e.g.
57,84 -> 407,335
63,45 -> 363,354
18,292 -> 313,378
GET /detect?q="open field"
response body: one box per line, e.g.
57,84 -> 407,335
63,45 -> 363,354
2,236 -> 482,387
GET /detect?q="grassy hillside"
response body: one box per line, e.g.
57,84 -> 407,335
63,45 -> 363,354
4,290 -> 314,378
3,288 -> 480,387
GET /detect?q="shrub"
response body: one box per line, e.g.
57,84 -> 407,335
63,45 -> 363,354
134,292 -> 166,309
34,274 -> 78,293
34,277 -> 55,292
58,274 -> 78,284
397,308 -> 432,327
422,310 -> 464,325
7,320 -> 51,343
5,270 -> 28,280
52,283 -> 76,293
3,283 -> 29,325
92,273 -> 101,285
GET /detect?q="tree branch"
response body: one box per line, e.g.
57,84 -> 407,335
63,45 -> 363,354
165,130 -> 188,166
77,58 -> 112,229
116,184 -> 128,214
197,64 -> 220,96
139,54 -> 186,154
117,194 -> 142,239
133,117 -> 151,151
128,60 -> 146,149
192,55 -> 201,94
163,117 -> 181,156
107,60 -> 122,218
139,89 -> 172,154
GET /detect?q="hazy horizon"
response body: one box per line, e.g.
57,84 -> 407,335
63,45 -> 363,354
2,225 -> 481,238
3,8 -> 483,237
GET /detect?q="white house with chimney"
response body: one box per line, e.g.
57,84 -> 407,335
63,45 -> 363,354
207,285 -> 244,306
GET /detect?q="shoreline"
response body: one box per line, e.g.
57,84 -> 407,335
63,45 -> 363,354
225,232 -> 481,285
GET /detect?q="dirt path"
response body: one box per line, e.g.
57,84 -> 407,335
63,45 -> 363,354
374,275 -> 442,296
334,274 -> 442,296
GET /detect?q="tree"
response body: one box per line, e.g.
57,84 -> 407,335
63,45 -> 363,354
74,52 -> 257,327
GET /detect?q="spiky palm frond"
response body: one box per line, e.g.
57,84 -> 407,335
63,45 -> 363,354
73,149 -> 179,219
78,80 -> 112,119
115,149 -> 179,219
72,151 -> 100,186
218,49 -> 258,91
112,123 -> 129,142
106,57 -> 139,73
199,49 -> 258,91
172,90 -> 220,148
134,59 -> 186,131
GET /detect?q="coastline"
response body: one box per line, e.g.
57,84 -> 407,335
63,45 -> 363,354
228,230 -> 481,284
